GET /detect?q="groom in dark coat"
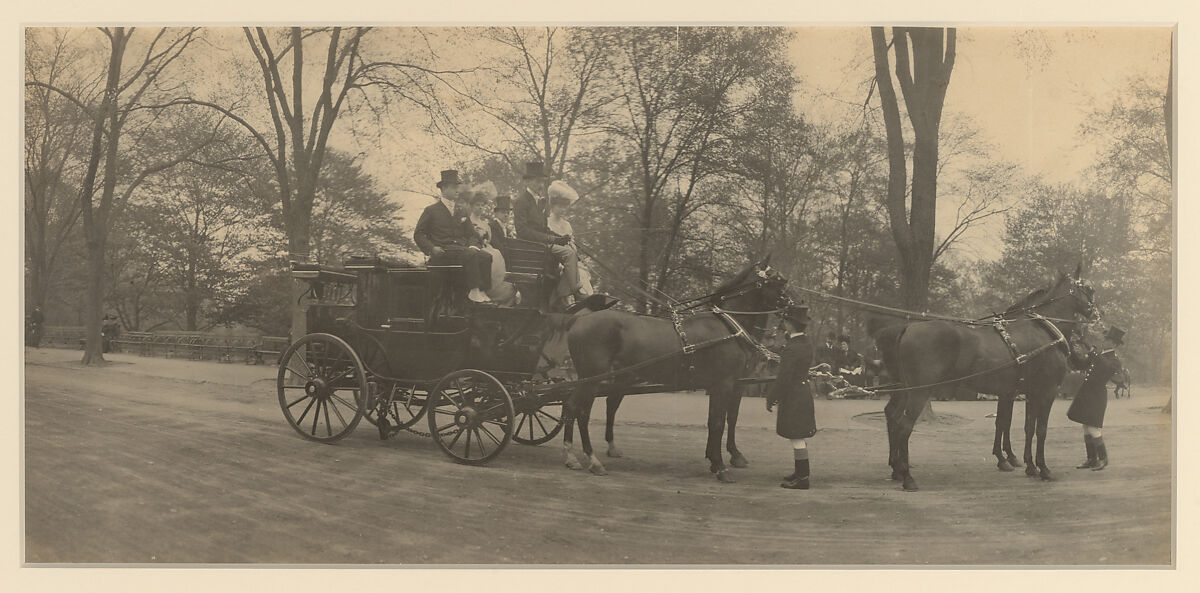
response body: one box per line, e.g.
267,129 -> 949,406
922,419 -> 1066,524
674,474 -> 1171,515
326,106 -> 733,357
766,304 -> 818,490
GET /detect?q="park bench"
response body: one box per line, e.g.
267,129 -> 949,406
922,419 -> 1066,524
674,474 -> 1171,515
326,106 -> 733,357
253,336 -> 290,365
39,326 -> 87,349
111,331 -> 152,355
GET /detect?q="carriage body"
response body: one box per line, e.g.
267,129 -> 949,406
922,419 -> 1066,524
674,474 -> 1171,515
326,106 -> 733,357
279,245 -> 568,463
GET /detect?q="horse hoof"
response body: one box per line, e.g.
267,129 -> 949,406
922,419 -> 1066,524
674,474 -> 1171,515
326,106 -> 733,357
1025,466 -> 1039,477
606,444 -> 623,458
716,470 -> 736,484
1007,456 -> 1023,468
1040,471 -> 1054,482
997,460 -> 1015,472
565,459 -> 583,470
729,454 -> 749,469
902,477 -> 919,492
589,463 -> 608,476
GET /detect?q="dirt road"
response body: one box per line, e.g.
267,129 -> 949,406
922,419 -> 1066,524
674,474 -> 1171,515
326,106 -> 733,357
23,348 -> 1172,565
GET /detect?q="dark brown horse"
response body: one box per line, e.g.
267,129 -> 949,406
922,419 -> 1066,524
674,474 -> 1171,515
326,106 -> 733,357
554,258 -> 789,483
871,267 -> 1097,491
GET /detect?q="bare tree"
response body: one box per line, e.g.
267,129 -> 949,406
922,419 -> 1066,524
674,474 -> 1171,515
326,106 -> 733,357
870,26 -> 957,310
27,27 -> 216,364
178,27 -> 455,338
434,27 -> 614,177
24,30 -> 98,313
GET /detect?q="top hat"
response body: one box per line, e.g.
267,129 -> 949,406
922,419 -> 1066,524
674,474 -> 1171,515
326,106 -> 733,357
436,169 -> 461,189
494,194 -> 512,211
1104,326 -> 1125,346
826,331 -> 837,340
522,162 -> 551,180
781,304 -> 811,329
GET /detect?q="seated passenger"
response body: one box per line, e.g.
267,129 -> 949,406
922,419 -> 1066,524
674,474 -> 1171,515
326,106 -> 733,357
513,162 -> 584,308
461,182 -> 520,307
413,169 -> 493,303
546,182 -> 594,298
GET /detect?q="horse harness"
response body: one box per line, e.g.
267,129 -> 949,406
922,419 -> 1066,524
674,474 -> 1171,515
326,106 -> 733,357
990,314 -> 1077,392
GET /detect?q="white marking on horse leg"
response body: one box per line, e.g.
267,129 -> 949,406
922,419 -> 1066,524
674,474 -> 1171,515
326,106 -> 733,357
587,453 -> 608,475
563,441 -> 583,470
606,440 -> 623,458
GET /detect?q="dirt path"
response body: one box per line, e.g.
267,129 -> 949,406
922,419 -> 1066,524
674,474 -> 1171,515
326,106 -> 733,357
23,348 -> 1172,565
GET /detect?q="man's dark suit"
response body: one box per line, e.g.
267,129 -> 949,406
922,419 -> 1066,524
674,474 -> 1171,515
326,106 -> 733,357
513,188 -> 560,243
512,188 -> 578,301
413,200 -> 491,291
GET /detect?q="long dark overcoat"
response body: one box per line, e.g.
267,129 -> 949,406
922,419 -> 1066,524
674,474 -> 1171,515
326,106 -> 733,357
768,333 -> 817,439
1066,349 -> 1121,428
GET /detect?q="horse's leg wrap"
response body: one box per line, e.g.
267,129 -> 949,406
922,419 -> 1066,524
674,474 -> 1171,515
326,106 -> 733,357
587,453 -> 608,475
563,440 -> 583,470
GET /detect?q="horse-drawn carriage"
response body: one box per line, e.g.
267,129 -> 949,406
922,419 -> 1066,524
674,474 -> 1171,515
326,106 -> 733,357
278,240 -> 791,474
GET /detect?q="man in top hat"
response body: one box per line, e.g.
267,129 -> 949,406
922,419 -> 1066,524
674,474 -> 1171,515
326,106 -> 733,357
413,169 -> 494,303
513,162 -> 583,306
1067,325 -> 1126,471
766,304 -> 818,490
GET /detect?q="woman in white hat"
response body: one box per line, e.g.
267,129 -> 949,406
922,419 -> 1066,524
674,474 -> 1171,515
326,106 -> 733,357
546,181 -> 593,298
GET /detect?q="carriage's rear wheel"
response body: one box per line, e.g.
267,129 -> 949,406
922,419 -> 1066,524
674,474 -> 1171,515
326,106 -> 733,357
277,333 -> 367,443
427,369 -> 514,465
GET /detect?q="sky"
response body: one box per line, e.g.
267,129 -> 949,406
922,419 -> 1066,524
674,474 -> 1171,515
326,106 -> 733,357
354,26 -> 1171,263
134,26 -> 1173,264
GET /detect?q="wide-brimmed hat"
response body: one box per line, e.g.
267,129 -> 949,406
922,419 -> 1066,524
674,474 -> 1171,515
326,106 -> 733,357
494,195 -> 512,211
436,169 -> 461,189
522,161 -> 551,180
463,181 -> 497,205
547,180 -> 579,205
838,334 -> 851,344
1104,326 -> 1125,346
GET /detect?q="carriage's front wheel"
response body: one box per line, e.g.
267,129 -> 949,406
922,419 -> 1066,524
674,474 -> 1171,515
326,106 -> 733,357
427,370 -> 515,465
277,333 -> 368,443
512,400 -> 565,446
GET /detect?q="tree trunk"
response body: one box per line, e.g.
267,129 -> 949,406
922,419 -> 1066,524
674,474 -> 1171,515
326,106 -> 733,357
81,233 -> 107,364
287,211 -> 312,343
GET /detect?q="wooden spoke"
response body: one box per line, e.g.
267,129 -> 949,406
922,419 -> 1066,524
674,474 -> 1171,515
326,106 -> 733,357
276,334 -> 366,443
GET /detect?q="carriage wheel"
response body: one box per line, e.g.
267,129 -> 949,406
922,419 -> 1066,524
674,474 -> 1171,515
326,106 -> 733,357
354,333 -> 428,432
426,369 -> 514,465
512,399 -> 565,446
365,381 -> 428,433
277,333 -> 367,443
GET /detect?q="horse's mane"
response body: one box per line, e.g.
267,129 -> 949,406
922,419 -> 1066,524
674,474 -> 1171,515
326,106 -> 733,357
1003,273 -> 1068,314
710,261 -> 760,296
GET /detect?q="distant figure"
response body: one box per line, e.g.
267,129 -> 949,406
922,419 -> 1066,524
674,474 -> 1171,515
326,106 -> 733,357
834,335 -> 865,387
101,313 -> 121,353
1067,326 -> 1125,471
1111,367 -> 1131,399
765,305 -> 817,490
26,306 -> 44,347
